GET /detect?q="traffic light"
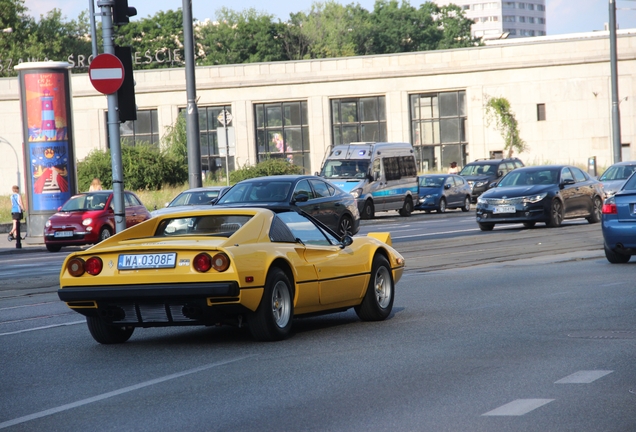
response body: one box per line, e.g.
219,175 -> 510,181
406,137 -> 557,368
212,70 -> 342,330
115,46 -> 137,122
112,0 -> 137,26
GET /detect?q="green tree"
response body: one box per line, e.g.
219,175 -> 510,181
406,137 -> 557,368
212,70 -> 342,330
484,96 -> 527,158
230,158 -> 303,183
434,3 -> 479,49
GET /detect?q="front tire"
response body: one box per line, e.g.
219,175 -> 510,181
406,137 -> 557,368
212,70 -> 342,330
461,196 -> 471,212
361,200 -> 375,220
249,268 -> 293,341
399,197 -> 413,217
478,222 -> 495,231
523,222 -> 536,228
437,198 -> 447,213
546,199 -> 564,227
46,244 -> 62,252
86,316 -> 134,344
355,255 -> 394,321
604,245 -> 631,264
587,196 -> 602,224
98,226 -> 113,242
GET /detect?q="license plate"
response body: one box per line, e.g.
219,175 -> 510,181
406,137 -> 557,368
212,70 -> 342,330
118,253 -> 177,270
54,231 -> 73,238
493,205 -> 516,214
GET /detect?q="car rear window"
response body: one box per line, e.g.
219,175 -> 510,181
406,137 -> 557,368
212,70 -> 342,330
155,215 -> 252,237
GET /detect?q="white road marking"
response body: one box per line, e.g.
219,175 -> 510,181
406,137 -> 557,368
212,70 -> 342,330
555,370 -> 613,384
0,320 -> 84,336
0,355 -> 255,429
482,399 -> 554,416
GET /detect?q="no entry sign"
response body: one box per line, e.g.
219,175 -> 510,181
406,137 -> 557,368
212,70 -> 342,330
89,53 -> 125,94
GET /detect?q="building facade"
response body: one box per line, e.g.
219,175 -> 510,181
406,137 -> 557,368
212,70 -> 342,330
436,0 -> 546,39
0,29 -> 633,195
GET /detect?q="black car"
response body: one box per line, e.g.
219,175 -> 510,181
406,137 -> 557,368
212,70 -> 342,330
215,175 -> 361,236
475,165 -> 605,231
459,158 -> 524,202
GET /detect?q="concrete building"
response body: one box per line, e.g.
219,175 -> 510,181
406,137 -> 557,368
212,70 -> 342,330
0,28 -> 633,195
436,0 -> 546,39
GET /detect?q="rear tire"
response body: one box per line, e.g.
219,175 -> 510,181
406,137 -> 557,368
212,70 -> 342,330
587,196 -> 602,224
604,245 -> 631,264
249,268 -> 293,341
523,222 -> 536,228
361,200 -> 375,220
461,196 -> 471,212
437,198 -> 447,213
355,255 -> 394,321
478,222 -> 495,231
86,316 -> 134,344
46,244 -> 62,252
399,197 -> 413,217
546,199 -> 563,227
337,215 -> 354,237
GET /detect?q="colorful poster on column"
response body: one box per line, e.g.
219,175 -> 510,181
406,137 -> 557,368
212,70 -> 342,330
23,72 -> 71,211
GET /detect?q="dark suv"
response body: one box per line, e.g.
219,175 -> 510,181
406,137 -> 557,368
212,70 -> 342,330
459,158 -> 524,202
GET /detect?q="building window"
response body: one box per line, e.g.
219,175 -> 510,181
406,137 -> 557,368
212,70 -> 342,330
180,105 -> 234,181
538,18 -> 545,24
527,3 -> 535,10
537,103 -> 546,121
331,96 -> 387,146
518,2 -> 526,9
255,101 -> 310,173
503,2 -> 516,9
505,28 -> 517,35
503,15 -> 516,22
537,4 -> 545,11
109,109 -> 159,148
518,16 -> 526,23
537,30 -> 546,35
528,17 -> 535,24
410,91 -> 467,172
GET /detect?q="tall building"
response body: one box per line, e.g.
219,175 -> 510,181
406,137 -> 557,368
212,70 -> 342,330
436,1 -> 546,39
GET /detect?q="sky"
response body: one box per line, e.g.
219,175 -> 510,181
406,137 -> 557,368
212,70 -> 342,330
21,0 -> 636,36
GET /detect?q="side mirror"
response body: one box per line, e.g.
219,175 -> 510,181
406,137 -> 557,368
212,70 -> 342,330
373,172 -> 380,181
560,178 -> 576,188
314,171 -> 320,176
341,235 -> 353,248
292,193 -> 309,204
444,183 -> 451,189
164,202 -> 170,208
489,182 -> 498,189
498,170 -> 504,177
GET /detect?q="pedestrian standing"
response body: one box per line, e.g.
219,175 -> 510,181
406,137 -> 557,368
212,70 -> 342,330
448,162 -> 460,174
9,185 -> 25,248
89,178 -> 103,191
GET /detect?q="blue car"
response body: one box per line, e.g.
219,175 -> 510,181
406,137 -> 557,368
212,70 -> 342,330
602,172 -> 636,263
414,174 -> 472,213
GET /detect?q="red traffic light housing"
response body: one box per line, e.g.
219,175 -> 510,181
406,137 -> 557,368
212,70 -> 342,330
112,0 -> 137,26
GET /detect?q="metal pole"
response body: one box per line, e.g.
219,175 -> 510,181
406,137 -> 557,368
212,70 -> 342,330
97,0 -> 126,233
224,111 -> 230,186
182,0 -> 201,188
0,137 -> 20,189
89,0 -> 98,58
609,0 -> 622,163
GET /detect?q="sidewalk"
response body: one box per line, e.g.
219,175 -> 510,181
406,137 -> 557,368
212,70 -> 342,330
0,222 -> 46,254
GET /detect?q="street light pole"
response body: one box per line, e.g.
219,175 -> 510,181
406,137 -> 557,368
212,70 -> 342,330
609,0 -> 622,163
0,136 -> 20,189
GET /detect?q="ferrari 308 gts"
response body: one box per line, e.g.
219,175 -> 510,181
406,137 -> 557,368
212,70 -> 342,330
57,207 -> 405,344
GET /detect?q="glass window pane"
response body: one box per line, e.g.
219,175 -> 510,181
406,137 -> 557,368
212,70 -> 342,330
458,91 -> 466,116
301,101 -> 308,125
360,97 -> 378,122
211,132 -> 219,154
284,128 -> 302,153
333,126 -> 342,145
342,125 -> 359,144
199,109 -> 208,131
379,122 -> 387,141
331,100 -> 340,123
257,129 -> 266,153
135,111 -> 151,133
151,110 -> 158,134
439,92 -> 458,117
410,95 -> 420,120
361,123 -> 379,142
255,105 -> 264,129
302,127 -> 310,151
200,132 -> 209,156
266,105 -> 282,127
120,120 -> 134,137
433,120 -> 440,144
441,118 -> 460,143
341,102 -> 358,123
283,102 -> 301,126
378,97 -> 386,121
136,135 -> 151,146
422,122 -> 434,144
412,122 -> 421,146
269,130 -> 284,153
432,96 -> 439,118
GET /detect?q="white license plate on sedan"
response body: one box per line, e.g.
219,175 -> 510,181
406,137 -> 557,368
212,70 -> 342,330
54,231 -> 73,238
118,253 -> 177,270
493,205 -> 516,214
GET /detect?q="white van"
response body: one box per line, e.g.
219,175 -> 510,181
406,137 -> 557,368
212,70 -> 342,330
319,142 -> 419,219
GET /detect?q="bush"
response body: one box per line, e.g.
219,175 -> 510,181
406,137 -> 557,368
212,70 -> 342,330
230,158 -> 303,183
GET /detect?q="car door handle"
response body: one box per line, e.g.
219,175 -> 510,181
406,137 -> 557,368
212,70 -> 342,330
334,203 -> 341,207
313,206 -> 319,210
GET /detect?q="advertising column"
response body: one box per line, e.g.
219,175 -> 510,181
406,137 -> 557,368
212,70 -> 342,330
14,62 -> 76,241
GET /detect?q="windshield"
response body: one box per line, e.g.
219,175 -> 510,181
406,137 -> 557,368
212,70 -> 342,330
217,181 -> 292,203
419,176 -> 444,187
459,164 -> 497,176
61,193 -> 110,211
498,168 -> 559,187
155,215 -> 252,237
599,164 -> 636,181
169,190 -> 221,207
321,160 -> 369,179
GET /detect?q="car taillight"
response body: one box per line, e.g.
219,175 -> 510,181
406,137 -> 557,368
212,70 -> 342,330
211,253 -> 230,272
193,253 -> 212,272
67,257 -> 85,277
602,202 -> 617,214
85,257 -> 103,275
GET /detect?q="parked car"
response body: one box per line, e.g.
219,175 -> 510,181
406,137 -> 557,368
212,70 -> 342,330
44,191 -> 151,252
459,158 -> 524,202
475,165 -> 605,231
414,174 -> 472,213
150,186 -> 229,218
215,175 -> 360,237
597,161 -> 636,198
57,207 -> 405,343
602,171 -> 636,263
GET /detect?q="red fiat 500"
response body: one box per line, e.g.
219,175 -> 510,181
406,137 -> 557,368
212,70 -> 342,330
44,191 -> 151,252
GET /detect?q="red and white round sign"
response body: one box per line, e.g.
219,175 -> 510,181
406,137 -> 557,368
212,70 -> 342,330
89,53 -> 125,94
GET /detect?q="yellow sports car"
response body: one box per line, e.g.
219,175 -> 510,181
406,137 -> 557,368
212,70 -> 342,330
57,207 -> 405,344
